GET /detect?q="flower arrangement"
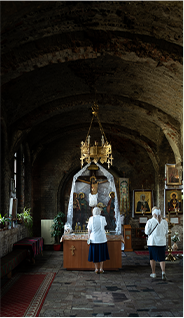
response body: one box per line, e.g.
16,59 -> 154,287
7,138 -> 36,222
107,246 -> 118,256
171,232 -> 180,243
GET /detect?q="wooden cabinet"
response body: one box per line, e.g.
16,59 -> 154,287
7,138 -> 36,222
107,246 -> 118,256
124,225 -> 133,251
136,227 -> 146,238
104,240 -> 122,269
63,235 -> 123,270
133,227 -> 147,250
63,241 -> 82,269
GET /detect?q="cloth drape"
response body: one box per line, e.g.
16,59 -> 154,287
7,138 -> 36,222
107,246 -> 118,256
66,162 -> 121,234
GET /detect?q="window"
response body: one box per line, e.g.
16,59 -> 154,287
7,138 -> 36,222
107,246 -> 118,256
13,152 -> 17,193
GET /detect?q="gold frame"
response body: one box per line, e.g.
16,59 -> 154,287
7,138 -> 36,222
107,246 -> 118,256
165,189 -> 182,214
166,164 -> 182,186
134,190 -> 152,214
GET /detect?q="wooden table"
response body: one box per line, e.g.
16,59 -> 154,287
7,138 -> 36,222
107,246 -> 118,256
61,234 -> 124,270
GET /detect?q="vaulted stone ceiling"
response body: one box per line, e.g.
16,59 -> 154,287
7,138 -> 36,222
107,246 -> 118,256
1,1 -> 183,175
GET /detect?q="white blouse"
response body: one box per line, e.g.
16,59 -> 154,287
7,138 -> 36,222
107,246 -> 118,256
145,217 -> 168,246
87,215 -> 107,244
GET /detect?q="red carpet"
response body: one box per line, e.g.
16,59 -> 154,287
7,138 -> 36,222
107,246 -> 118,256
1,272 -> 56,317
135,250 -> 183,255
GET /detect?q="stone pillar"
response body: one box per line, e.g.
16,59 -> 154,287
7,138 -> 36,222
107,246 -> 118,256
155,167 -> 166,216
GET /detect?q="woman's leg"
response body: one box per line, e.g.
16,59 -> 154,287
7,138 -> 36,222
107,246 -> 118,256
160,261 -> 165,272
94,263 -> 98,272
150,259 -> 156,273
159,247 -> 166,279
100,262 -> 103,271
160,261 -> 166,280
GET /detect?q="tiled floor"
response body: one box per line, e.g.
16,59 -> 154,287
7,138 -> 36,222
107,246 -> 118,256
2,250 -> 183,317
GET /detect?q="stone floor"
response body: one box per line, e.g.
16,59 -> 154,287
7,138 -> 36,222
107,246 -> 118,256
2,250 -> 183,317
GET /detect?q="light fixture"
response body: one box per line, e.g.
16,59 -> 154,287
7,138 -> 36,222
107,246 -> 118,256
80,102 -> 113,169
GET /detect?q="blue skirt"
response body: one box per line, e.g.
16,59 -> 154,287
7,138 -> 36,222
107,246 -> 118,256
148,246 -> 166,262
88,242 -> 110,263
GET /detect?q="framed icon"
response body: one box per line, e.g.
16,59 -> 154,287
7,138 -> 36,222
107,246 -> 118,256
134,190 -> 153,214
165,189 -> 182,214
166,164 -> 182,186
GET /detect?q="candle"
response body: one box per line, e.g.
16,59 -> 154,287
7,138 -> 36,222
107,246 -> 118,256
88,135 -> 90,145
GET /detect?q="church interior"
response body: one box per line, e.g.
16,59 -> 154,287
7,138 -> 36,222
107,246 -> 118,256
0,1 -> 183,317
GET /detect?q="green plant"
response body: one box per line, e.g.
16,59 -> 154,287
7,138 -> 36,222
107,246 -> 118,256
17,213 -> 22,220
51,212 -> 65,244
0,213 -> 9,225
17,208 -> 33,235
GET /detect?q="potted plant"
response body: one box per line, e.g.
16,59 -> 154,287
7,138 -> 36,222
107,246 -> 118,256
17,207 -> 33,236
51,212 -> 65,251
17,213 -> 23,224
0,214 -> 9,229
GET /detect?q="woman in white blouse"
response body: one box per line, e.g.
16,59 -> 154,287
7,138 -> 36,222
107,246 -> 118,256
145,206 -> 168,280
87,207 -> 110,273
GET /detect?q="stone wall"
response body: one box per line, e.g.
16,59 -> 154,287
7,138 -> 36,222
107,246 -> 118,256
0,225 -> 29,258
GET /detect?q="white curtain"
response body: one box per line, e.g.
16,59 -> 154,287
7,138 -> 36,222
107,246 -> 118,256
66,162 -> 121,234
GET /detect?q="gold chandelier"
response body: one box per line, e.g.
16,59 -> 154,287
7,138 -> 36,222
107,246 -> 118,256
80,102 -> 113,168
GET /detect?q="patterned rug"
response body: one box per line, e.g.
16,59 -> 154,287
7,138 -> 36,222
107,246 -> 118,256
1,272 -> 56,317
134,250 -> 183,255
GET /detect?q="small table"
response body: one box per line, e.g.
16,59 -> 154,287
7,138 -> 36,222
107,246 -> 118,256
13,237 -> 43,262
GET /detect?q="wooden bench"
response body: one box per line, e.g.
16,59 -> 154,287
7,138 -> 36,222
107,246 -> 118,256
13,237 -> 43,260
0,249 -> 27,279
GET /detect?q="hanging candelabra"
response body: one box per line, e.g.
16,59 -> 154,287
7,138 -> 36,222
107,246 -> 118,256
80,102 -> 113,169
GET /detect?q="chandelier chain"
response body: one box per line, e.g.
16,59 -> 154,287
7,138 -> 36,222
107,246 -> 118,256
96,114 -> 108,143
85,115 -> 95,143
85,102 -> 108,143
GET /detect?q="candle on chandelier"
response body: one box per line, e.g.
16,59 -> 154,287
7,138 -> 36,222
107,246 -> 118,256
88,135 -> 90,145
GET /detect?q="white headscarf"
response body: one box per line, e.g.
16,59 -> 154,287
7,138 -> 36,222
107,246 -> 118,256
92,207 -> 101,216
152,207 -> 161,216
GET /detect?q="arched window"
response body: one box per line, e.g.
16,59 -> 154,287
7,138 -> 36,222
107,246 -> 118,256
13,152 -> 17,193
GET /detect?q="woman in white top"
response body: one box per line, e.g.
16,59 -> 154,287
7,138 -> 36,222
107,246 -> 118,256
145,206 -> 168,280
87,207 -> 110,273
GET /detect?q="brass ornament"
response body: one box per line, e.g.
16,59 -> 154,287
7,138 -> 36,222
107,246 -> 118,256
80,102 -> 113,168
109,191 -> 115,198
70,245 -> 76,256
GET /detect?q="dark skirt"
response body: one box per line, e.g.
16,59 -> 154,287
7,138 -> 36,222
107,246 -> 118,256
88,242 -> 110,263
148,246 -> 166,262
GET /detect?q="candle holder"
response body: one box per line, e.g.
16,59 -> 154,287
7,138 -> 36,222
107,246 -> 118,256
165,211 -> 176,261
